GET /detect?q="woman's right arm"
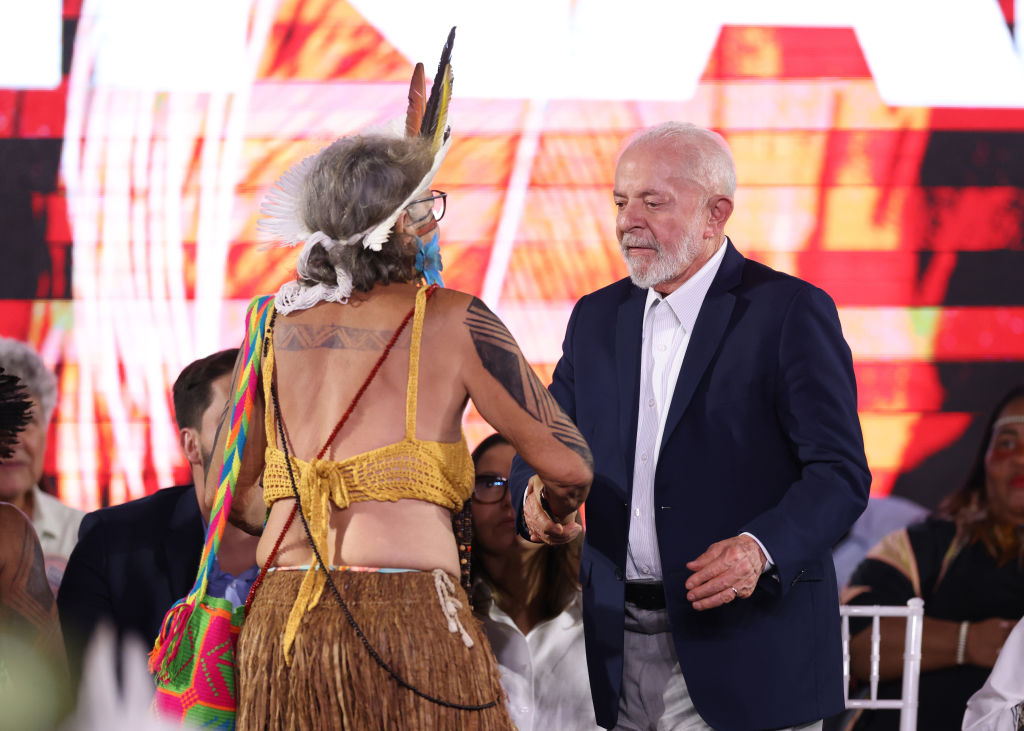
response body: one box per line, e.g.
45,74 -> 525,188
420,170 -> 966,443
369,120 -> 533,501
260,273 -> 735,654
844,525 -> 1016,683
457,295 -> 593,517
850,615 -> 1015,683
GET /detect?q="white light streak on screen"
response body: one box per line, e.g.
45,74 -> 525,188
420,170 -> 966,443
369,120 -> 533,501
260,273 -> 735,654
7,0 -> 1019,506
61,0 -> 277,505
351,0 -> 1024,106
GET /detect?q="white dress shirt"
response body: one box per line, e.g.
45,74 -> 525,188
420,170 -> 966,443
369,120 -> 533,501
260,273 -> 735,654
477,589 -> 600,731
626,239 -> 727,580
31,484 -> 85,593
626,238 -> 771,581
963,615 -> 1024,730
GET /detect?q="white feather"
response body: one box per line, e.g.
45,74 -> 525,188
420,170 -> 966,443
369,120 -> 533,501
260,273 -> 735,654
257,152 -> 318,249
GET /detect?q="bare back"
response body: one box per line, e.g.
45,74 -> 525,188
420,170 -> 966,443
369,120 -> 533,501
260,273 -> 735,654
260,283 -> 470,575
206,280 -> 591,576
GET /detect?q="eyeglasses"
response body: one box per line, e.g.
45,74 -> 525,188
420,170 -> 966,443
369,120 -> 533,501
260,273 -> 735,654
406,189 -> 447,224
472,475 -> 509,504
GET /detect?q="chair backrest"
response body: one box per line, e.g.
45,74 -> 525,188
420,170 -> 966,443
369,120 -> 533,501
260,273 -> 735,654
839,598 -> 925,731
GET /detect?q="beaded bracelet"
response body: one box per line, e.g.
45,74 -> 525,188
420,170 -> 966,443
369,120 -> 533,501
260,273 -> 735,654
956,620 -> 969,665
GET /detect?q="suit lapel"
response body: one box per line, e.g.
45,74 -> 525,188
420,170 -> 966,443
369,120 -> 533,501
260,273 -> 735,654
164,485 -> 205,599
616,286 -> 646,491
660,241 -> 744,452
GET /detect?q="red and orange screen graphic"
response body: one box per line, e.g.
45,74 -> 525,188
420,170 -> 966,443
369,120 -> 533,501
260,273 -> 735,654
1,0 -> 1022,510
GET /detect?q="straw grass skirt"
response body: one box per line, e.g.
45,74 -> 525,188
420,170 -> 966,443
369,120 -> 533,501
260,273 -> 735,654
236,569 -> 514,730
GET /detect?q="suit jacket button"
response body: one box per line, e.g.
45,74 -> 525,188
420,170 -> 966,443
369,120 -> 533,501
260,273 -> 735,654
615,568 -> 624,581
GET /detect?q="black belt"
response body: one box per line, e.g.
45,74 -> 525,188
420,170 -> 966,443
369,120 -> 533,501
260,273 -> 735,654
624,581 -> 666,610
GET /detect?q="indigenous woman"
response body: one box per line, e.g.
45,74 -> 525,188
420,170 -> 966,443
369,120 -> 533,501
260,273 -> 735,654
201,31 -> 593,729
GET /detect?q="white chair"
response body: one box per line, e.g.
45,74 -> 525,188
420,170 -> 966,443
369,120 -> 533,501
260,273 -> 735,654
839,598 -> 925,731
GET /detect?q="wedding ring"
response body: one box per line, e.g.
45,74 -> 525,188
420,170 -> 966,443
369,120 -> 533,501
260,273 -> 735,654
730,587 -> 738,598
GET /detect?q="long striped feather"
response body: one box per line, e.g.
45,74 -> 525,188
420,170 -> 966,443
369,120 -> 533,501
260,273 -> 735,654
431,65 -> 453,154
405,63 -> 426,138
421,27 -> 455,143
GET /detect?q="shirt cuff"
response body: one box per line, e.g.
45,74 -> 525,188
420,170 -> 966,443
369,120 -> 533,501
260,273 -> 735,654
740,531 -> 774,573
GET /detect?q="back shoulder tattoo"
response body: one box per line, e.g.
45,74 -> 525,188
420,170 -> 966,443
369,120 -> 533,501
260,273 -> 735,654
275,323 -> 411,351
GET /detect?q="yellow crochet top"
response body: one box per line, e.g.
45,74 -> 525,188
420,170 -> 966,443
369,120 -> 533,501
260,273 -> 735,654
260,285 -> 474,661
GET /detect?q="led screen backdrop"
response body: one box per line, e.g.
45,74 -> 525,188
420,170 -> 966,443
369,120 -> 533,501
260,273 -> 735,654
1,0 -> 1022,511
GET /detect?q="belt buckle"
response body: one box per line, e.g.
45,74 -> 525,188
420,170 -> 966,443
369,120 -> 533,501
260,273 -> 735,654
625,581 -> 665,610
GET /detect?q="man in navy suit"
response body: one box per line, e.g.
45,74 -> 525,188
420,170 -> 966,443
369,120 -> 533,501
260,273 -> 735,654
57,349 -> 259,689
514,123 -> 870,730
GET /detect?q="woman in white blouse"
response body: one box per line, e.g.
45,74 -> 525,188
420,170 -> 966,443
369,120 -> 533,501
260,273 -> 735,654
470,434 -> 599,731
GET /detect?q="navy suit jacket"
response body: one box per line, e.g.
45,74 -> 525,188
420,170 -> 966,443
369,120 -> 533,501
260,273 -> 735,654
511,241 -> 870,730
56,484 -> 203,688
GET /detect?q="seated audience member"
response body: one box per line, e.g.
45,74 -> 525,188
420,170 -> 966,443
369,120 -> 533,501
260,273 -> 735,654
470,434 -> 599,731
57,349 -> 259,688
844,385 -> 1024,730
832,495 -> 928,590
962,614 -> 1024,730
0,502 -> 71,728
0,337 -> 85,592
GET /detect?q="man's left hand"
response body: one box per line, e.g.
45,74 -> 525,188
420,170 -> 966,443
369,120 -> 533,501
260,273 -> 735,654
523,475 -> 581,545
684,535 -> 767,611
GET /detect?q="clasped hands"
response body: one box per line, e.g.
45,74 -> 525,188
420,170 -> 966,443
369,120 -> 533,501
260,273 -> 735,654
524,476 -> 766,610
523,475 -> 583,544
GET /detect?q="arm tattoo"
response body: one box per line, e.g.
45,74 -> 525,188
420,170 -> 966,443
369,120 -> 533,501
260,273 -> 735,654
275,323 -> 411,351
466,298 -> 592,466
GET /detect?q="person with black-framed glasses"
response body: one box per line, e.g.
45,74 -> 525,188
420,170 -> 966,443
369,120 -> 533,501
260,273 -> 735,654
469,434 -> 598,731
192,30 -> 593,729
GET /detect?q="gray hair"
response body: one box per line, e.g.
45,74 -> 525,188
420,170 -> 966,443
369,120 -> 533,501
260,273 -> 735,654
0,338 -> 57,425
624,122 -> 737,200
300,134 -> 435,292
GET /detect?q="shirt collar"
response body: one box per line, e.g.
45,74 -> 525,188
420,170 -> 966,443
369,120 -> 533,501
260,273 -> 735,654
477,585 -> 584,633
643,236 -> 729,334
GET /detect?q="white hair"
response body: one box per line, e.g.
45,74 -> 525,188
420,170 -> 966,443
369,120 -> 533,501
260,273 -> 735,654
0,338 -> 57,425
624,122 -> 737,199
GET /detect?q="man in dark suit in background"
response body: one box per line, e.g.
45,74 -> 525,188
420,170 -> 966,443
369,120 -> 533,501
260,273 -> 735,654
514,122 -> 871,730
57,349 -> 259,687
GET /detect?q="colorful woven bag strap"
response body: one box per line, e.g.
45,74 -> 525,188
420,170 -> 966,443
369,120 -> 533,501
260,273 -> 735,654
149,294 -> 276,681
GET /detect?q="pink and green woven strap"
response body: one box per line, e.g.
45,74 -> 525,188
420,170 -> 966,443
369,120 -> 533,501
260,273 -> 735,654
149,294 -> 275,680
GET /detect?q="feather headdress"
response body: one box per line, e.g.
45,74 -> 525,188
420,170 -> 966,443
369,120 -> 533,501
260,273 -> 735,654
356,25 -> 455,252
259,27 -> 456,314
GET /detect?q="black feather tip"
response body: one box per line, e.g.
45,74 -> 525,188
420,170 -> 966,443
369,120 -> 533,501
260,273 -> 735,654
421,26 -> 456,141
0,368 -> 33,460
